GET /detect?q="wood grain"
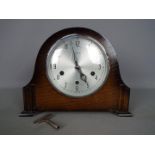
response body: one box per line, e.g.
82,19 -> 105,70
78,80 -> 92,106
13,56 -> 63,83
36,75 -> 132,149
23,27 -> 130,112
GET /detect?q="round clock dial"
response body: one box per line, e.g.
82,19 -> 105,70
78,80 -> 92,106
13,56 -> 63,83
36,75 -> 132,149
46,34 -> 110,97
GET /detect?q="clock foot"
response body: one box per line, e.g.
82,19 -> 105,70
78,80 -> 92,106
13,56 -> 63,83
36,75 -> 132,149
112,111 -> 133,117
19,111 -> 40,117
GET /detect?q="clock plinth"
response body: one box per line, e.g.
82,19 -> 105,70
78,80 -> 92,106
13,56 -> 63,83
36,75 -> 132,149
22,27 -> 130,114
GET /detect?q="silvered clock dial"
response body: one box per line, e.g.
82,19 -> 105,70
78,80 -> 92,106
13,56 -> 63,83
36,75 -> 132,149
46,34 -> 110,97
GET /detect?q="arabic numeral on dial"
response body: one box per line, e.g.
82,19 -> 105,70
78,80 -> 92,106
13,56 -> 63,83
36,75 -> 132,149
53,64 -> 56,69
64,44 -> 68,49
75,40 -> 80,47
64,82 -> 67,89
50,64 -> 52,69
98,64 -> 102,70
75,85 -> 79,92
87,84 -> 89,88
57,74 -> 60,80
95,75 -> 98,80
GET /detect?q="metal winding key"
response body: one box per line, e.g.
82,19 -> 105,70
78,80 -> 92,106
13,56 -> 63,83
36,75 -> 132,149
34,113 -> 60,129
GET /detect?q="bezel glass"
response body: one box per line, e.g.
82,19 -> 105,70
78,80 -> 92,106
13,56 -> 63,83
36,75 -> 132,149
46,34 -> 110,97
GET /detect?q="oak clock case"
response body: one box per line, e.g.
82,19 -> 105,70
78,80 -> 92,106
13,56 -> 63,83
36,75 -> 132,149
23,27 -> 130,114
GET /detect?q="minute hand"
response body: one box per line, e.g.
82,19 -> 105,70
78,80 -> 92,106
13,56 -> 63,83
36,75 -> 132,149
71,46 -> 78,67
71,45 -> 89,87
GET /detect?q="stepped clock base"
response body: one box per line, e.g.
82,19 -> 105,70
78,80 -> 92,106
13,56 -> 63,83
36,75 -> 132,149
19,111 -> 40,117
19,110 -> 133,117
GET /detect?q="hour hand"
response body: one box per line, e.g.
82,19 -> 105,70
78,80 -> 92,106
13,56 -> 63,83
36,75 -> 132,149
81,74 -> 89,88
76,66 -> 89,87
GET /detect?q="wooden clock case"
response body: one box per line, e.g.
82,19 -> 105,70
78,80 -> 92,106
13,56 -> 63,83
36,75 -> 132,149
22,27 -> 130,116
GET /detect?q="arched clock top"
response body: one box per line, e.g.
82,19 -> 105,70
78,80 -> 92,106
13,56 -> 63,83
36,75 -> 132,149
23,27 -> 130,114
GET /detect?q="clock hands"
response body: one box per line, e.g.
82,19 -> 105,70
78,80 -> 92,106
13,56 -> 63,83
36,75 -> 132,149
74,63 -> 89,87
71,46 -> 78,67
71,43 -> 89,87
